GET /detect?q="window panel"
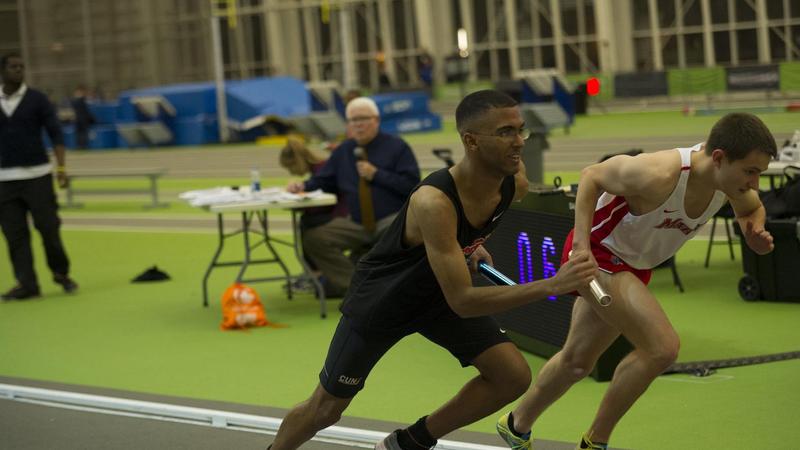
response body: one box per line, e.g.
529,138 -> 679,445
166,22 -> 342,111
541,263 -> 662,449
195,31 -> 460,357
713,31 -> 731,64
632,0 -> 650,31
249,14 -> 265,67
477,50 -> 491,78
473,0 -> 489,44
541,44 -> 555,68
538,1 -> 553,38
357,60 -> 371,88
769,29 -> 786,61
634,36 -> 653,70
662,34 -> 679,67
684,32 -> 704,66
494,0 -> 507,41
657,0 -> 676,28
735,0 -> 755,22
584,1 -> 596,34
497,48 -> 511,79
518,46 -> 535,70
683,0 -> 702,27
736,28 -> 758,62
766,1 -> 783,20
0,12 -> 19,49
354,4 -> 369,54
319,9 -> 334,57
793,25 -> 800,54
515,0 -> 533,40
562,1 -> 578,36
565,44 -> 581,72
586,40 -> 599,70
391,0 -> 407,50
451,0 -> 463,26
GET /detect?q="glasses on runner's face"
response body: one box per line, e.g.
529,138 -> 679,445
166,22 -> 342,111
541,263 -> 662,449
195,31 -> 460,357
469,128 -> 531,141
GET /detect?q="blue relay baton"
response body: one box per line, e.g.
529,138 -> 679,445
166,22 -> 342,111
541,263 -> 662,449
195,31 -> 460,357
478,261 -> 517,286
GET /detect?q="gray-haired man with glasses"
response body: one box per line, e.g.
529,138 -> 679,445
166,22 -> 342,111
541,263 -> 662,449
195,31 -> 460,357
286,97 -> 420,297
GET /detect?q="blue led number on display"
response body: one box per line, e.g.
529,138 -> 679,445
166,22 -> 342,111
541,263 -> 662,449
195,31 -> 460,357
517,232 -> 533,284
541,237 -> 557,301
517,232 -> 558,301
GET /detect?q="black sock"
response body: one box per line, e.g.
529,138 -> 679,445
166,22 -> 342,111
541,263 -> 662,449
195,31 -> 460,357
397,416 -> 437,449
507,411 -> 529,437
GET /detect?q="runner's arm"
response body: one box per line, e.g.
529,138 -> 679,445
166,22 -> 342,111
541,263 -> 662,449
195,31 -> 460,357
572,154 -> 654,251
729,190 -> 774,255
409,187 -> 596,318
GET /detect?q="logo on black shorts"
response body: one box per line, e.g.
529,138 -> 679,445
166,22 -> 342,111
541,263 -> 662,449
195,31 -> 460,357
338,375 -> 362,386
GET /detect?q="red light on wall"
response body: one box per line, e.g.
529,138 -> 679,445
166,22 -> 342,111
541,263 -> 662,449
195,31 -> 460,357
586,77 -> 600,96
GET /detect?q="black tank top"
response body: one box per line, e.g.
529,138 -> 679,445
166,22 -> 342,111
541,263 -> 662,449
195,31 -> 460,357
341,168 -> 516,334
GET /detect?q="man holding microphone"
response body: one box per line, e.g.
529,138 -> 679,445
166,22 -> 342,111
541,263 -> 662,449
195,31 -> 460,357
287,97 -> 420,297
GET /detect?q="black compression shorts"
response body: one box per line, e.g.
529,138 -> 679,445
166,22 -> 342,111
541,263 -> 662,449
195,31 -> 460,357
319,312 -> 511,398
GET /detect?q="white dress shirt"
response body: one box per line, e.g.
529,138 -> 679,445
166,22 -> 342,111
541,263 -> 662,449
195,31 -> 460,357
0,83 -> 27,117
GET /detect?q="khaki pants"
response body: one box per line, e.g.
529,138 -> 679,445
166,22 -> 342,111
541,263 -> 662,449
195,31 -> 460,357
302,214 -> 397,291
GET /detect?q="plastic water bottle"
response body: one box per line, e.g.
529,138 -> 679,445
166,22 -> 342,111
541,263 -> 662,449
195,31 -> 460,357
250,168 -> 261,192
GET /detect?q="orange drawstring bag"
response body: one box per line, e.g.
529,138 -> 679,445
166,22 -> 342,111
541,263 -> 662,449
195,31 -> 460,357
220,283 -> 280,330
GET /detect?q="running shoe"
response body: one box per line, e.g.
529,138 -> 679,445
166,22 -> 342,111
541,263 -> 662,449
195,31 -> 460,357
496,412 -> 532,449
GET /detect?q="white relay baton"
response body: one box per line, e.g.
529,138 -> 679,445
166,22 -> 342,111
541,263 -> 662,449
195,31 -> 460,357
569,251 -> 612,307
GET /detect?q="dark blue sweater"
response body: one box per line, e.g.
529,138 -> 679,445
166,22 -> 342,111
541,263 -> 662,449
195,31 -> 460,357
304,132 -> 420,224
0,87 -> 63,168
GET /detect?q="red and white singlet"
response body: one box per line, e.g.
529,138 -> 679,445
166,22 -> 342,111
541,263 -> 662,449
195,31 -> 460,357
590,143 -> 728,270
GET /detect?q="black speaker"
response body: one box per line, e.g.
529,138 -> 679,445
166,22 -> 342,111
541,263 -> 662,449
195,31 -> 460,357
736,219 -> 800,302
483,192 -> 632,381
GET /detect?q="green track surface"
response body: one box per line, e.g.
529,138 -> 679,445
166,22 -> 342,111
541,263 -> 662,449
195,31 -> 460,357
1,230 -> 798,450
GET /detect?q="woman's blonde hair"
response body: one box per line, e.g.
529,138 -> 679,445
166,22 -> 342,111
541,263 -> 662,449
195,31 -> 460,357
279,138 -> 326,176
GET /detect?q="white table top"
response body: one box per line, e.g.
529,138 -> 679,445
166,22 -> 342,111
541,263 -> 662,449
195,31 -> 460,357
763,160 -> 799,176
208,193 -> 337,213
180,187 -> 337,213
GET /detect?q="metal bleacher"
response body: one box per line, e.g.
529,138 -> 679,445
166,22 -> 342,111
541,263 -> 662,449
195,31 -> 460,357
289,111 -> 347,142
116,122 -> 174,146
116,95 -> 176,146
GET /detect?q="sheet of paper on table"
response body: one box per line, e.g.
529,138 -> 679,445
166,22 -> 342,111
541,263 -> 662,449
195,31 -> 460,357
179,187 -> 327,207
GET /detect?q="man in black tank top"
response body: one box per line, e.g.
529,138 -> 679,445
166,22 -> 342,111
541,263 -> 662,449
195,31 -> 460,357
268,90 -> 597,450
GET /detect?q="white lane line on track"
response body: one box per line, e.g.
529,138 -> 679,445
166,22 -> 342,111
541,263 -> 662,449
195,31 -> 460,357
0,384 -> 506,450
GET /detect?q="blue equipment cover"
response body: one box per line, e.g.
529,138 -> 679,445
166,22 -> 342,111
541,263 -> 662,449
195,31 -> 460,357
371,91 -> 432,119
380,112 -> 442,135
225,77 -> 311,123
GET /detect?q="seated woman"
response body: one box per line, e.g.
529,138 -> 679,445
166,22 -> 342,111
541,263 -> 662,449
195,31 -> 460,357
279,138 -> 348,293
279,138 -> 348,229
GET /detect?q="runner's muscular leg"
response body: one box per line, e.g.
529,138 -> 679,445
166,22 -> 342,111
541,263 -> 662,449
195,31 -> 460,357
270,383 -> 353,450
582,271 -> 680,443
425,342 -> 531,439
512,294 -> 620,433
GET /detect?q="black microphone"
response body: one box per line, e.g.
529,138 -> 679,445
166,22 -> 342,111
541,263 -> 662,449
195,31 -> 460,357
354,146 -> 367,161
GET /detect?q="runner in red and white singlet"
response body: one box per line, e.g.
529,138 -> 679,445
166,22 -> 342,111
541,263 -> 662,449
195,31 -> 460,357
501,113 -> 778,450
